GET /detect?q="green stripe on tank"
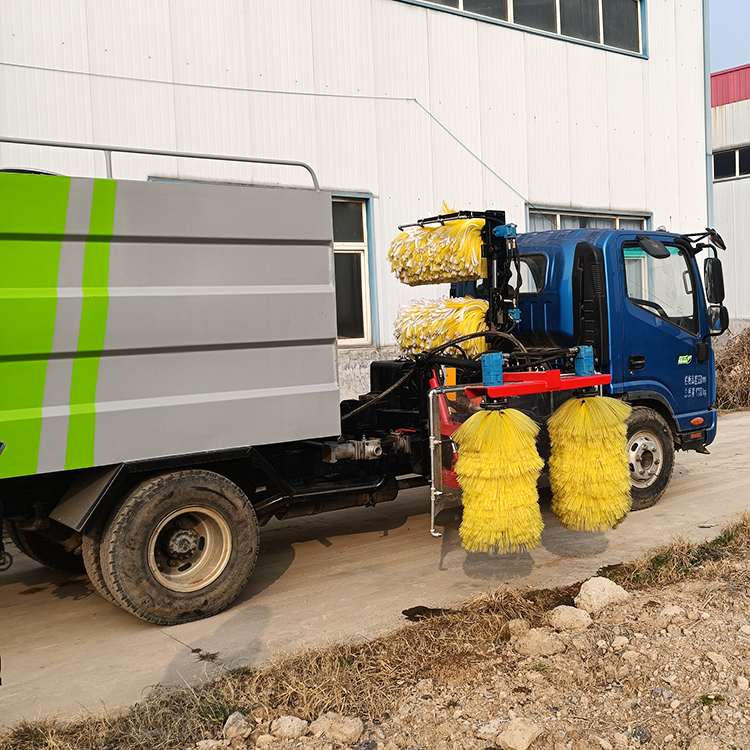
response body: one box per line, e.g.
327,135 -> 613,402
0,174 -> 70,479
65,179 -> 117,470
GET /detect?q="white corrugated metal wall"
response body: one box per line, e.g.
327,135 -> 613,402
713,99 -> 750,321
0,0 -> 709,346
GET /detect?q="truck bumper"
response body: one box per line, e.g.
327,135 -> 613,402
677,409 -> 717,451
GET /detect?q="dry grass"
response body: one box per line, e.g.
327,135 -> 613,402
0,589 -> 547,750
715,327 -> 750,409
4,514 -> 750,750
599,510 -> 750,589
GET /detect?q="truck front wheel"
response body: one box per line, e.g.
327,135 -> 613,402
99,470 -> 259,625
626,406 -> 675,510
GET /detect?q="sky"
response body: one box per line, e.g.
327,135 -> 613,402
710,0 -> 750,73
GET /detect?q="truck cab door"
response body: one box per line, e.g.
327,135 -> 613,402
618,238 -> 712,432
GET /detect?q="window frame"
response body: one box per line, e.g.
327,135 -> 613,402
394,0 -> 645,56
332,197 -> 372,346
527,208 -> 650,232
713,147 -> 750,181
621,241 -> 700,337
517,253 -> 548,296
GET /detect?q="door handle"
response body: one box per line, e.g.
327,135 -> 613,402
628,354 -> 646,371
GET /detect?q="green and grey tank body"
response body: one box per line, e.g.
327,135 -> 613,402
0,172 -> 339,623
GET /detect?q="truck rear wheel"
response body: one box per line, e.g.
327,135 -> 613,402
82,522 -> 116,603
99,470 -> 259,625
626,406 -> 675,510
6,522 -> 86,576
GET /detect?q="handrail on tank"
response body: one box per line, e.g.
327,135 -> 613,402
0,136 -> 320,190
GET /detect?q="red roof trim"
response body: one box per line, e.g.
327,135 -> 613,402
712,64 -> 750,107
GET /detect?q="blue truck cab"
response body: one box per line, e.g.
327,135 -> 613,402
513,228 -> 728,507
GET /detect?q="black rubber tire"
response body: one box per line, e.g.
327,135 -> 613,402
100,470 -> 259,625
5,522 -> 86,576
82,521 -> 117,604
626,406 -> 675,511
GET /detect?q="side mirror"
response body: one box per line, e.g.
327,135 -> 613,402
708,229 -> 726,251
704,257 -> 725,304
708,305 -> 729,335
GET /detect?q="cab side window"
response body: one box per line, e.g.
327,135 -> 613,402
518,255 -> 547,294
623,245 -> 698,334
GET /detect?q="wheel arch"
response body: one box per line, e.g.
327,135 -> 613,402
48,446 -> 286,533
621,391 -> 679,445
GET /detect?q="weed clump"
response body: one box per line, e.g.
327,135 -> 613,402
715,327 -> 750,409
599,511 -> 750,589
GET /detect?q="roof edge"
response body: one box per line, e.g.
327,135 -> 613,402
711,64 -> 750,107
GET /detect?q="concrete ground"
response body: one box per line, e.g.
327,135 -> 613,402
1,411 -> 749,728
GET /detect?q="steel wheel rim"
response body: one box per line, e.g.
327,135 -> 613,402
147,506 -> 232,592
628,429 -> 663,489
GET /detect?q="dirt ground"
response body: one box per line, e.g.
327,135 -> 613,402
5,518 -> 750,750
192,569 -> 750,750
351,576 -> 750,750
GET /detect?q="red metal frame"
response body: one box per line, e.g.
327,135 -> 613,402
465,370 -> 610,399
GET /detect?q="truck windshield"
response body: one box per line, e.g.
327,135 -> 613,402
622,244 -> 698,334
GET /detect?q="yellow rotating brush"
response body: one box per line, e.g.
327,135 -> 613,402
547,397 -> 632,532
452,408 -> 544,554
388,210 -> 485,286
394,297 -> 489,357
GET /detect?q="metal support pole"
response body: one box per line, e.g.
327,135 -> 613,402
428,388 -> 443,538
427,382 -> 480,539
103,150 -> 112,179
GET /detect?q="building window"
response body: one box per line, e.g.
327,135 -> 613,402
560,0 -> 600,43
333,199 -> 370,342
414,0 -> 642,53
463,0 -> 508,19
528,210 -> 647,232
713,147 -> 750,180
514,0 -> 556,32
602,0 -> 640,52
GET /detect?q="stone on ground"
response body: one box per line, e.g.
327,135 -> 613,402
574,577 -> 631,614
548,605 -> 592,632
495,718 -> 542,750
270,715 -> 309,739
501,618 -> 531,639
688,737 -> 721,750
514,628 -> 566,657
658,604 -> 685,623
223,711 -> 252,740
611,635 -> 629,650
309,712 -> 363,744
705,651 -> 730,668
475,717 -> 506,739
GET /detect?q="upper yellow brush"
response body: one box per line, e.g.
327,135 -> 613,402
388,216 -> 486,286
